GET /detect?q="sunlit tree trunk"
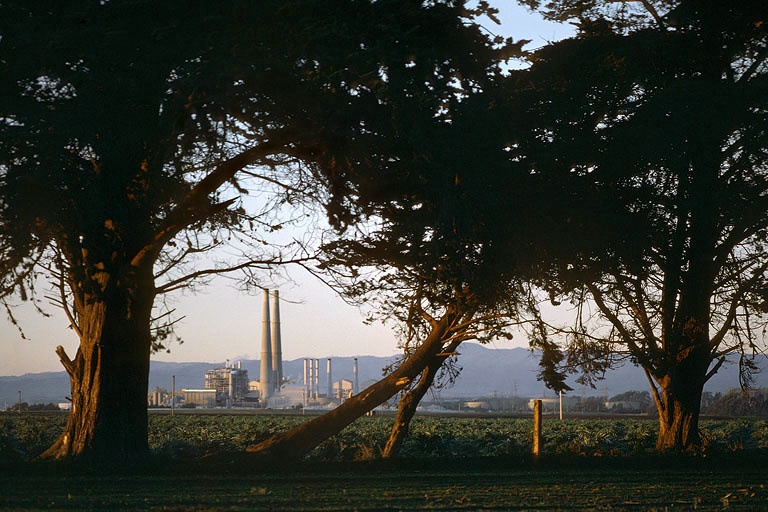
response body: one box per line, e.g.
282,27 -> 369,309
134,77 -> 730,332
649,322 -> 711,452
246,311 -> 459,461
382,361 -> 439,458
382,339 -> 461,458
654,384 -> 704,451
39,263 -> 155,464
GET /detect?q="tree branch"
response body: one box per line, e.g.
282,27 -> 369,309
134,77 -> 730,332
638,0 -> 664,28
704,356 -> 727,383
710,258 -> 768,349
55,345 -> 76,377
586,282 -> 654,368
154,254 -> 315,295
132,139 -> 289,268
738,47 -> 768,83
644,367 -> 664,412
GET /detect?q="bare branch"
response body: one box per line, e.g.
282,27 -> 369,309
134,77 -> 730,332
704,356 -> 727,383
154,254 -> 315,295
710,258 -> 768,349
55,345 -> 75,377
53,252 -> 82,339
738,47 -> 768,83
133,139 -> 290,268
644,368 -> 664,413
586,282 -> 654,368
637,0 -> 664,28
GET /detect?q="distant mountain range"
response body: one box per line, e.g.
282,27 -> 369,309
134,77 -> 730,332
2,343 -> 766,406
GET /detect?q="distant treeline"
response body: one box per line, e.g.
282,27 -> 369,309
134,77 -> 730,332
423,389 -> 768,417
704,389 -> 768,417
589,389 -> 768,417
3,402 -> 60,413
7,391 -> 768,416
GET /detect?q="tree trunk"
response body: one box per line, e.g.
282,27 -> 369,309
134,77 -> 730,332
382,339 -> 462,458
39,264 -> 155,465
650,346 -> 709,451
381,361 -> 440,458
245,312 -> 457,461
654,378 -> 705,451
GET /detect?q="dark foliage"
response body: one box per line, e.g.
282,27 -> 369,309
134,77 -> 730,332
507,0 -> 768,450
0,0 -> 508,462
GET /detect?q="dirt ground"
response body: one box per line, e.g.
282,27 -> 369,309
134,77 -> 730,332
3,456 -> 767,511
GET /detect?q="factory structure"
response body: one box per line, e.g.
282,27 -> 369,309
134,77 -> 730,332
171,289 -> 362,409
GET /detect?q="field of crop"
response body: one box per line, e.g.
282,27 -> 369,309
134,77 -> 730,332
2,413 -> 768,510
3,411 -> 768,461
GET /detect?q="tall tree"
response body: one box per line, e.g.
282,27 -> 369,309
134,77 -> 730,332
0,0 -> 499,464
514,0 -> 768,450
246,72 -> 568,461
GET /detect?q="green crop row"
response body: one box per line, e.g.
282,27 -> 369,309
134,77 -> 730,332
3,412 -> 768,462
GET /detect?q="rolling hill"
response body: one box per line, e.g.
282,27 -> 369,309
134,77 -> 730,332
2,343 -> 766,406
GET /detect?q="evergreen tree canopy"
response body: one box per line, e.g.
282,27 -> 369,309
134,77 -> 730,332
510,0 -> 768,450
0,0 -> 506,463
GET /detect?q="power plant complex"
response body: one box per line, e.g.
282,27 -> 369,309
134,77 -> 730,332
164,289 -> 361,409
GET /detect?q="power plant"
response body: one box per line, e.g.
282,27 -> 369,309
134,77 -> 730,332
173,289 -> 362,409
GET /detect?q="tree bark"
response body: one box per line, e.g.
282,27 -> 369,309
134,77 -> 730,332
382,339 -> 462,458
39,263 -> 155,465
245,311 -> 458,461
649,341 -> 710,451
653,378 -> 705,451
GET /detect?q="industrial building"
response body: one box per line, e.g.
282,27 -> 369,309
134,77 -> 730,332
175,288 -> 363,409
148,386 -> 172,407
203,362 -> 250,407
184,389 -> 217,408
333,379 -> 354,403
297,356 -> 360,407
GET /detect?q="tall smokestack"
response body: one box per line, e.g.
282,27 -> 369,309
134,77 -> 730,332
327,358 -> 332,399
227,369 -> 233,409
314,359 -> 320,399
271,290 -> 283,391
353,358 -> 359,395
307,358 -> 314,400
259,289 -> 273,403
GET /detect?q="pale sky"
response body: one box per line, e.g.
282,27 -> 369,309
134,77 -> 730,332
0,2 -> 573,376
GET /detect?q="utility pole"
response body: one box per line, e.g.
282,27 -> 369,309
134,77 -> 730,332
172,375 -> 176,417
17,390 -> 22,414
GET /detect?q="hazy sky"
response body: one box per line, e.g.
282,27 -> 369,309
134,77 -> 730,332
0,2 -> 573,376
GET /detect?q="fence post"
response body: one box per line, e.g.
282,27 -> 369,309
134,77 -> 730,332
533,399 -> 542,458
